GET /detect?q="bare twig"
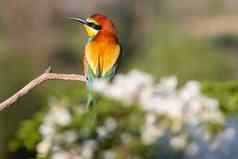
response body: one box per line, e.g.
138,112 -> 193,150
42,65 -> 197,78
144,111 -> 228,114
0,67 -> 86,111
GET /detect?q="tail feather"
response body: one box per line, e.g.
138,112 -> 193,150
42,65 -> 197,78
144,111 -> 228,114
86,66 -> 95,107
87,80 -> 94,107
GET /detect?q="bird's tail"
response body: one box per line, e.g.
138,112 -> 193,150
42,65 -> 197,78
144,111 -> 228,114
87,77 -> 94,107
86,64 -> 98,107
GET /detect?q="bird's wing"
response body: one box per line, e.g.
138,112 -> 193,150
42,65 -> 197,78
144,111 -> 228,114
85,42 -> 99,76
102,44 -> 122,80
100,44 -> 120,76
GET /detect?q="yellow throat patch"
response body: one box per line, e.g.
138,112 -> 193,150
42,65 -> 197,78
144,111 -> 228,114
84,18 -> 99,37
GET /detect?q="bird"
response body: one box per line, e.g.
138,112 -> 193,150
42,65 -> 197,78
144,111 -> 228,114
69,13 -> 122,107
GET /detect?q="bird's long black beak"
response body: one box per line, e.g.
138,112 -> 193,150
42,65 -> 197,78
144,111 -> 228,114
68,17 -> 102,30
68,17 -> 87,25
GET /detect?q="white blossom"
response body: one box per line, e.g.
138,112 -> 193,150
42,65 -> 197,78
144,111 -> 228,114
97,127 -> 108,139
36,137 -> 52,156
96,117 -> 117,139
50,106 -> 72,126
157,76 -> 178,95
104,117 -> 117,132
170,135 -> 187,150
80,140 -> 97,159
179,81 -> 200,101
52,151 -> 72,159
141,114 -> 163,144
103,150 -> 116,159
40,101 -> 72,139
39,122 -> 55,138
94,70 -> 153,103
64,131 -> 78,144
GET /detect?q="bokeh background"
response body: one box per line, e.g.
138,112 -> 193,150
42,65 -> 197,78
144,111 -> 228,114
1,0 -> 238,158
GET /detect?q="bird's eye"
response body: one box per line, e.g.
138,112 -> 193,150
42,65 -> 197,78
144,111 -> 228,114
87,22 -> 102,30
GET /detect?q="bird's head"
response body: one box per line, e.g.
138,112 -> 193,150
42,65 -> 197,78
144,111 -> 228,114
69,13 -> 117,37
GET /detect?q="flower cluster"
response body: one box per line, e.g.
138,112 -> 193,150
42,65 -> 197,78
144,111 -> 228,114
94,71 -> 224,135
16,70 -> 238,159
36,99 -> 99,159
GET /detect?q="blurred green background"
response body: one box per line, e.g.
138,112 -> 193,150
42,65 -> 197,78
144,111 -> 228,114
0,0 -> 238,158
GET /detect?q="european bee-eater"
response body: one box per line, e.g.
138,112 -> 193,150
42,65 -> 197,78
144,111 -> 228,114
69,13 -> 121,106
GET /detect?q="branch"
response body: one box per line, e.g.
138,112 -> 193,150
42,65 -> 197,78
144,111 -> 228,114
0,67 -> 86,111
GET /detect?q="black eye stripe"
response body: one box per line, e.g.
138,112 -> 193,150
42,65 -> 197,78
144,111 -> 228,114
87,22 -> 102,30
